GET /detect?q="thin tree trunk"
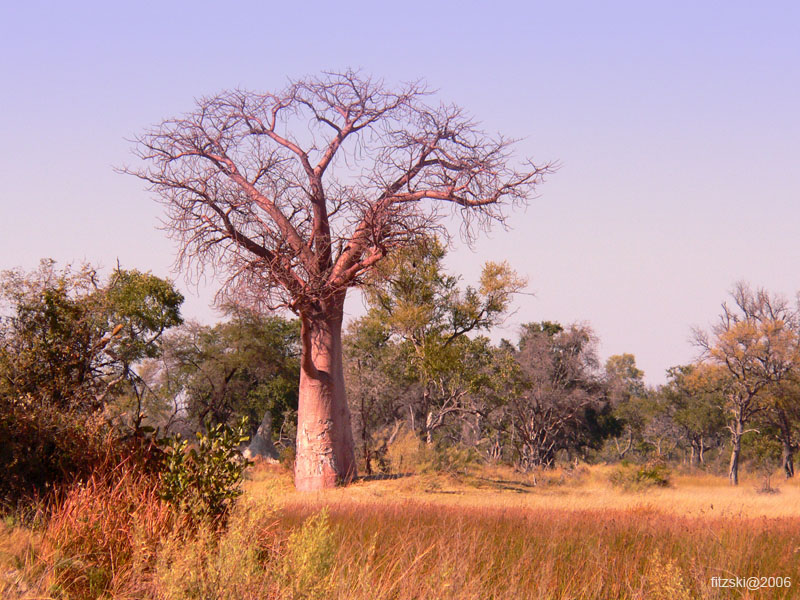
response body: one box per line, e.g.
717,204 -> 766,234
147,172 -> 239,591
615,430 -> 632,459
699,435 -> 706,466
782,443 -> 794,478
425,410 -> 435,445
777,409 -> 795,478
729,418 -> 743,486
294,303 -> 357,491
361,395 -> 372,476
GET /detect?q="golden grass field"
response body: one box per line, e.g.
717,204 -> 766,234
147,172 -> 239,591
3,463 -> 800,599
253,463 -> 800,519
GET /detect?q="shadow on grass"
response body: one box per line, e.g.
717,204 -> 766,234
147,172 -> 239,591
358,472 -> 414,482
468,476 -> 537,493
356,472 -> 537,494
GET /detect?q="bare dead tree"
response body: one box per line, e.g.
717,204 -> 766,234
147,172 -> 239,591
126,70 -> 552,490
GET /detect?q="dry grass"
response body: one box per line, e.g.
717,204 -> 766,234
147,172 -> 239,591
272,498 -> 800,599
253,463 -> 800,519
3,462 -> 800,599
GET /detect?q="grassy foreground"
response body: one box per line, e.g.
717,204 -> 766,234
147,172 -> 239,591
2,463 -> 800,599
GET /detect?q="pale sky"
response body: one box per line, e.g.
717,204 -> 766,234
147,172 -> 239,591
1,1 -> 798,384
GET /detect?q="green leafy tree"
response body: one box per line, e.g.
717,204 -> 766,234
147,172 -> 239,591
150,308 -> 300,445
605,354 -> 647,459
0,260 -> 183,412
0,260 -> 183,503
665,364 -> 726,468
768,380 -> 800,478
361,237 -> 526,444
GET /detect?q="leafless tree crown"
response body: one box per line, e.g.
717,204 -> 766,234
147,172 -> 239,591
127,71 -> 552,313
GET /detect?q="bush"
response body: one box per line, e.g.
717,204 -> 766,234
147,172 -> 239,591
384,428 -> 423,474
609,460 -> 671,491
384,429 -> 479,476
418,445 -> 479,476
157,417 -> 253,524
0,396 -> 161,511
282,509 -> 336,599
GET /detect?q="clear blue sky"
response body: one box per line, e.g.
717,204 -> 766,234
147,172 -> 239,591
1,1 -> 798,383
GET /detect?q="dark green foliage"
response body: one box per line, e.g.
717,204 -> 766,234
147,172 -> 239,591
155,308 -> 300,440
0,260 -> 183,507
157,417 -> 253,522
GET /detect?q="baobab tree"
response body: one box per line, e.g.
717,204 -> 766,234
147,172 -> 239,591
128,71 -> 551,490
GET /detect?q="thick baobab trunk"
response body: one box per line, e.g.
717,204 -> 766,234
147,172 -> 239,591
294,306 -> 357,491
729,419 -> 743,486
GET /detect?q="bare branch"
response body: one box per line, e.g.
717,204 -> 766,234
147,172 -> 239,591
125,70 -> 551,321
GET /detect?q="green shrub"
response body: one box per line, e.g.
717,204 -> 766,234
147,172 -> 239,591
158,417 -> 252,523
609,460 -> 671,490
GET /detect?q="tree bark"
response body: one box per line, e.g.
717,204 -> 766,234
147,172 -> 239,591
782,442 -> 794,479
294,303 -> 357,491
777,409 -> 795,478
729,418 -> 743,486
699,435 -> 706,466
425,410 -> 435,445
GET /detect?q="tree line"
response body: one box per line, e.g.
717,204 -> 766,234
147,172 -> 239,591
3,251 -> 798,507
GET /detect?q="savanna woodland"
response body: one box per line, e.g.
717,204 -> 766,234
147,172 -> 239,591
3,72 -> 800,599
